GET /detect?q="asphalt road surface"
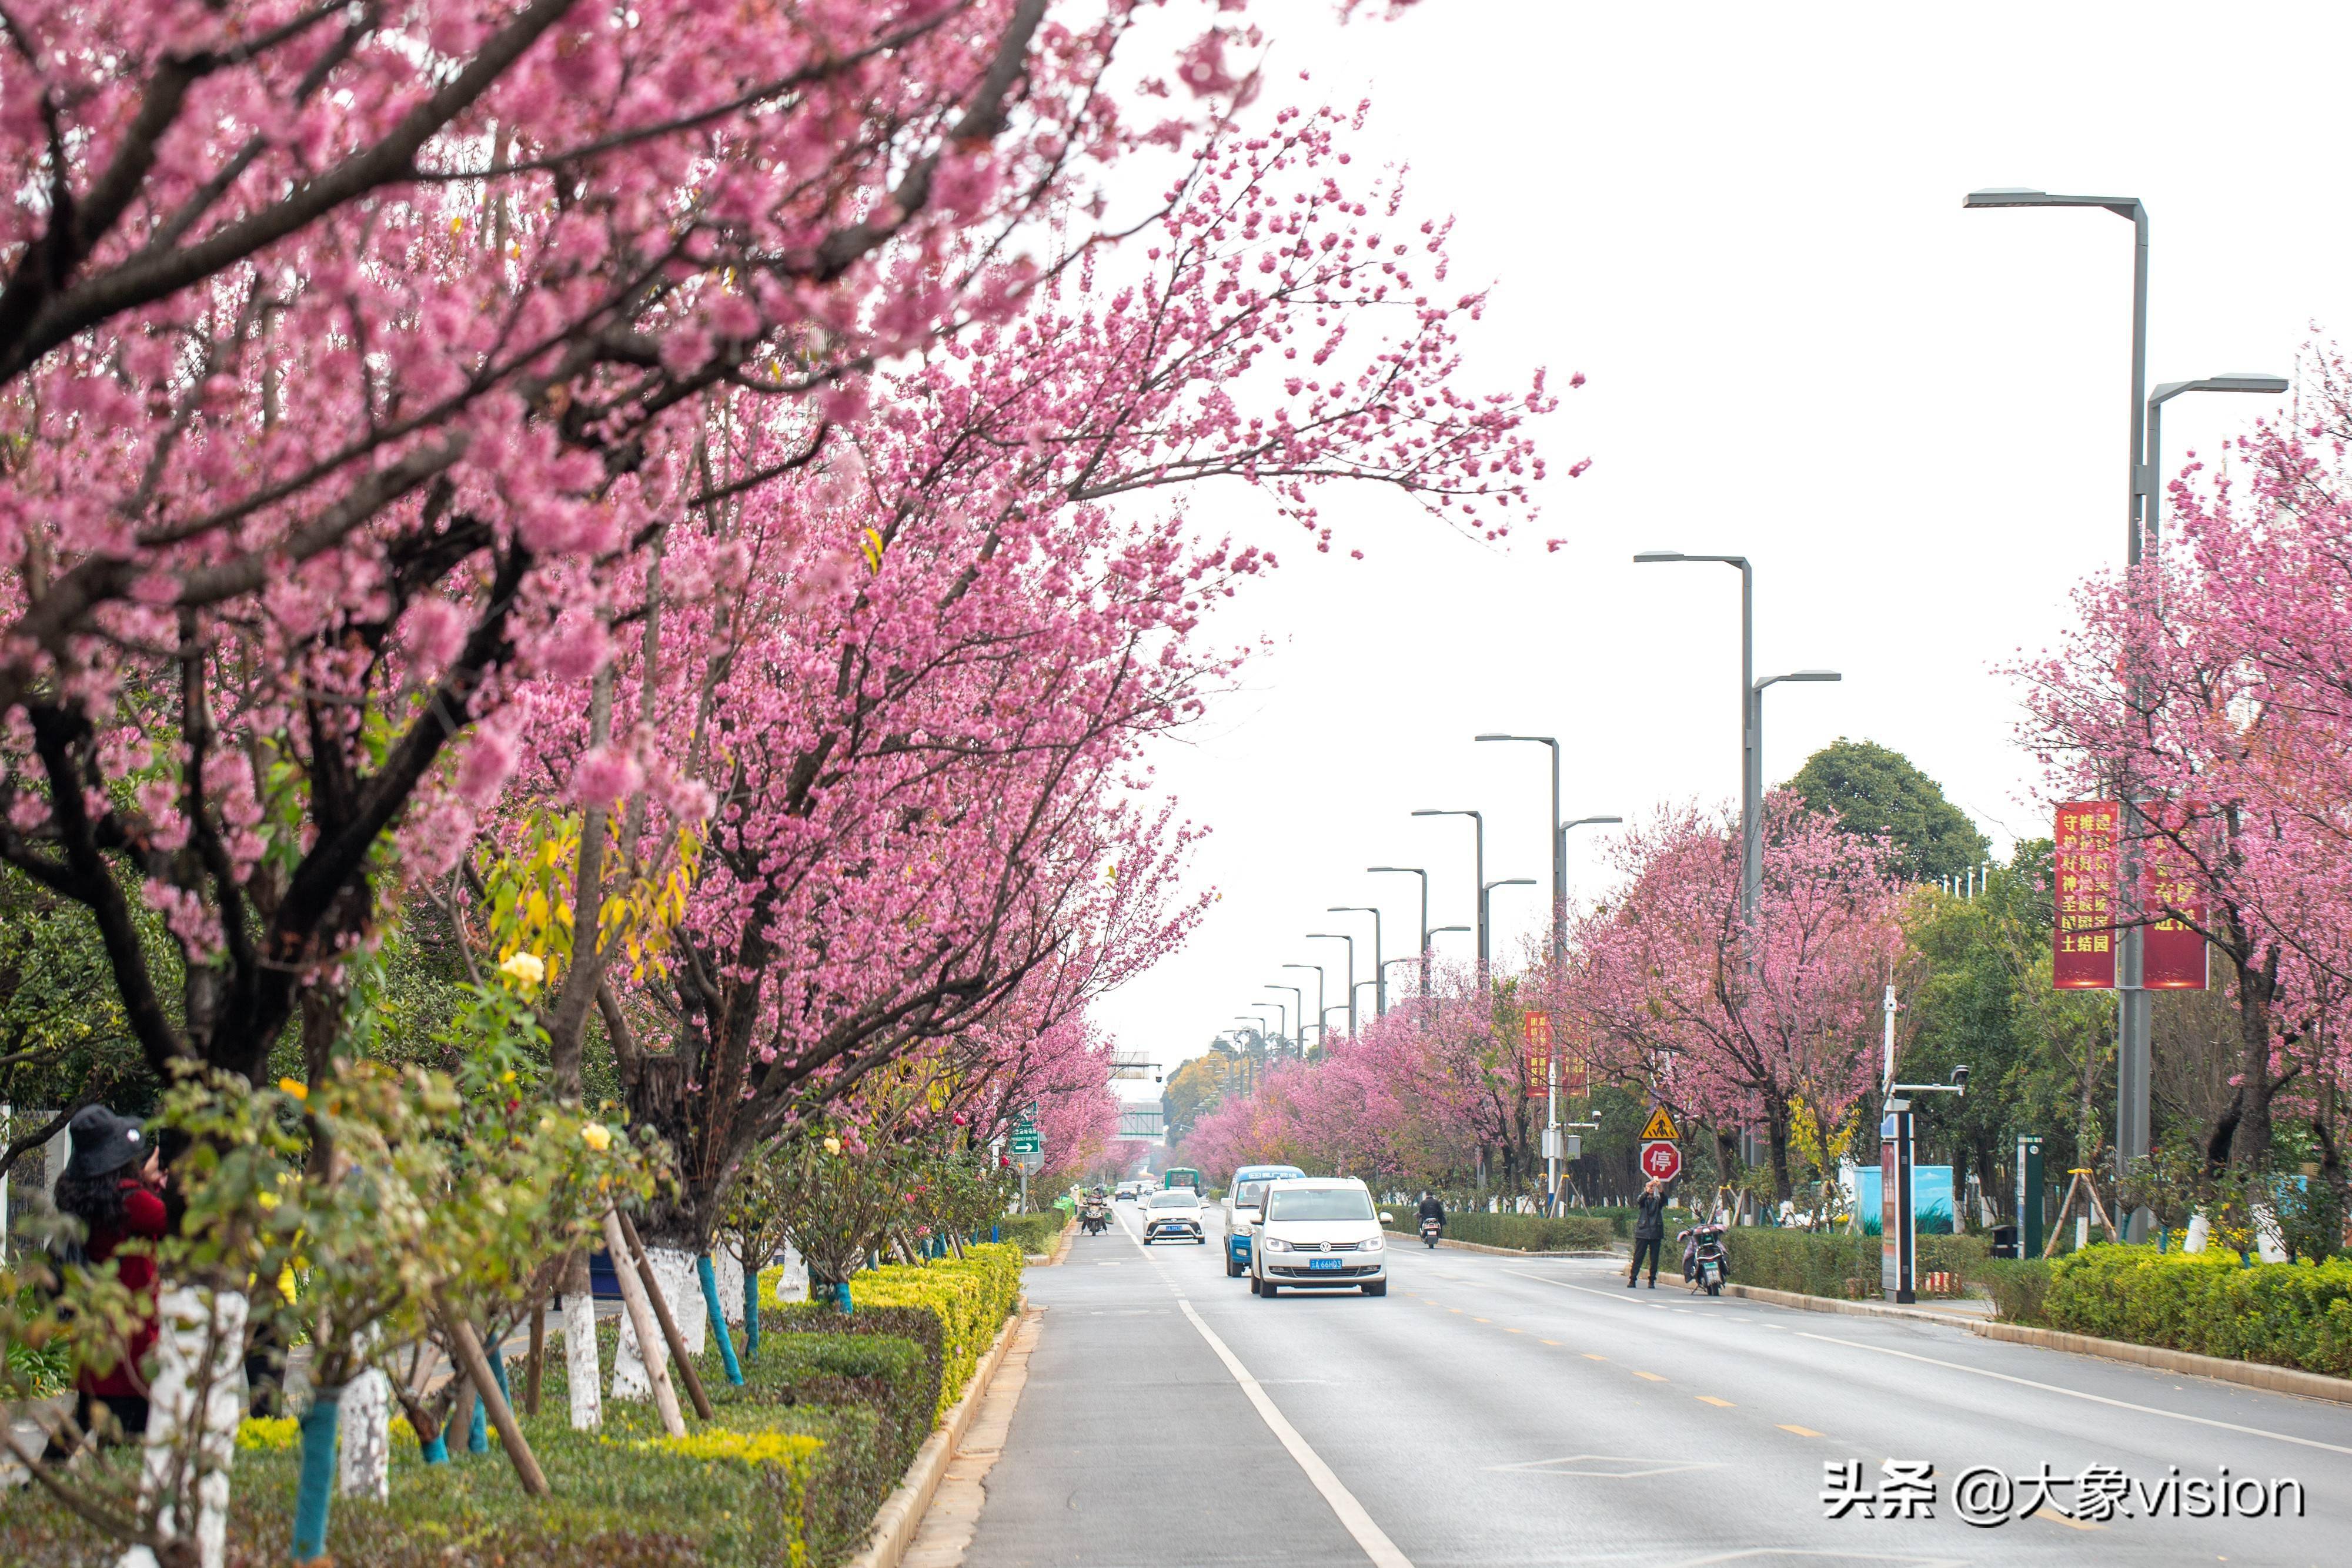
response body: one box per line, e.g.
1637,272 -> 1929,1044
958,1203 -> 2347,1568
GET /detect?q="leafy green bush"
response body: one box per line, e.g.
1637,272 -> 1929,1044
2037,1245 -> 2352,1376
997,1211 -> 1068,1256
1726,1228 -> 1986,1298
1973,1258 -> 2053,1324
764,1243 -> 1022,1420
1382,1211 -> 1623,1252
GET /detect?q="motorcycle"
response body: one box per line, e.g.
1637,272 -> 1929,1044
1419,1216 -> 1442,1249
1681,1222 -> 1728,1296
1081,1199 -> 1110,1236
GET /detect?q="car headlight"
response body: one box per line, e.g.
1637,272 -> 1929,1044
1262,1236 -> 1292,1252
1361,1234 -> 1383,1252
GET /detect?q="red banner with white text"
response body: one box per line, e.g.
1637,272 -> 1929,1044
2142,801 -> 2210,991
1523,1009 -> 1552,1098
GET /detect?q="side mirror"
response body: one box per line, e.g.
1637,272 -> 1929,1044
1378,1212 -> 1395,1225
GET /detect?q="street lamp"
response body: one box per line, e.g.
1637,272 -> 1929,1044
1305,932 -> 1357,1038
1966,185 -> 2157,1235
1368,867 -> 1430,995
1353,979 -> 1378,1022
1266,984 -> 1304,1054
1412,808 -> 1486,969
1482,878 -> 1537,970
1329,905 -> 1385,1015
1754,670 -> 1840,857
2144,374 -> 2288,570
1558,815 -> 1622,918
1632,552 -> 1758,917
1281,962 -> 1326,1047
1476,735 -> 1566,968
1252,1001 -> 1287,1052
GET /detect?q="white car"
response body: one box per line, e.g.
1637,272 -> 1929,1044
1140,1188 -> 1206,1243
1249,1178 -> 1392,1297
1113,1181 -> 1140,1202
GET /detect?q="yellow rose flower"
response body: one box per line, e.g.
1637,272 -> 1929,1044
823,1136 -> 842,1156
278,1078 -> 309,1102
580,1122 -> 613,1152
499,952 -> 547,985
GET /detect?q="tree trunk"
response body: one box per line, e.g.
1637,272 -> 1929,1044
2229,950 -> 2278,1174
1765,1097 -> 1794,1204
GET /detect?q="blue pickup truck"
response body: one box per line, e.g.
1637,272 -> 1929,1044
1222,1163 -> 1305,1277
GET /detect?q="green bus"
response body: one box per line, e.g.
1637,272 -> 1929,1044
1162,1167 -> 1204,1193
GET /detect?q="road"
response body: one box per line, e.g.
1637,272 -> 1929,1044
956,1203 -> 2347,1568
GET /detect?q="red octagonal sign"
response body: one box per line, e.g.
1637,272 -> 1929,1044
1639,1140 -> 1683,1183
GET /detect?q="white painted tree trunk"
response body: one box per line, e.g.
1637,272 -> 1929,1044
774,1241 -> 809,1303
2253,1202 -> 2290,1262
713,1238 -> 746,1325
121,1285 -> 248,1568
613,1244 -> 701,1401
564,1281 -> 603,1432
598,1213 -> 684,1435
2184,1210 -> 2210,1253
338,1367 -> 391,1502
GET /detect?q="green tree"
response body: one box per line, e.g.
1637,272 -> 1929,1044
1788,738 -> 1990,885
1162,1051 -> 1240,1144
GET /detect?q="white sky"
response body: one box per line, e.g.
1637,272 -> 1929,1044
1095,0 -> 2352,1098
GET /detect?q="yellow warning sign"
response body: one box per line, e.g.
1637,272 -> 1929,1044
1640,1105 -> 1681,1142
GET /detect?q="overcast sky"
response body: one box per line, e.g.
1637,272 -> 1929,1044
1094,0 -> 2352,1099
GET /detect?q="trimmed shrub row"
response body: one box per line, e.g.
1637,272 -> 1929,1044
1724,1228 -> 1987,1298
997,1210 -> 1069,1256
1381,1211 -> 1630,1253
2030,1246 -> 2352,1378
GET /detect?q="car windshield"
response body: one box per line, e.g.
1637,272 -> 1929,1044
1264,1188 -> 1375,1222
1234,1181 -> 1269,1208
1148,1192 -> 1197,1208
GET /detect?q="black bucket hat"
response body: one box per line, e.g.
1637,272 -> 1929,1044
63,1106 -> 145,1182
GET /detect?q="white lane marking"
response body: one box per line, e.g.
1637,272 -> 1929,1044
1793,1331 -> 2352,1457
1120,1196 -> 1413,1568
1176,1297 -> 1414,1568
1503,1268 -> 1652,1305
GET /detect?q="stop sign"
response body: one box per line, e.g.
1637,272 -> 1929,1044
1639,1140 -> 1683,1182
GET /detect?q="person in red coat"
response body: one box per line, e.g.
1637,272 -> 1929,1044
50,1105 -> 169,1449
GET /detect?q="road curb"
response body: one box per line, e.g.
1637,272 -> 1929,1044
1967,1319 -> 2352,1406
1725,1283 -> 2352,1407
1723,1282 -> 1990,1326
844,1297 -> 1031,1568
1040,1216 -> 1076,1268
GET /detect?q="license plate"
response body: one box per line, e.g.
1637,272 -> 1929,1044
1309,1258 -> 1342,1271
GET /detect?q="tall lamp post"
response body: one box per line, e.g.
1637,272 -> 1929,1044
1368,866 -> 1430,995
1481,878 -> 1537,970
1253,1001 -> 1287,1053
1281,963 -> 1326,1049
1329,905 -> 1386,1015
1266,984 -> 1305,1054
1476,735 -> 1565,965
1964,185 -> 2161,1239
2144,375 -> 2288,576
1412,808 -> 1486,968
1632,551 -> 1758,917
1305,931 -> 1357,1038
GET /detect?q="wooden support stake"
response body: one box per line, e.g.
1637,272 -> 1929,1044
615,1209 -> 715,1422
432,1290 -> 549,1496
524,1300 -> 546,1417
600,1208 -> 686,1436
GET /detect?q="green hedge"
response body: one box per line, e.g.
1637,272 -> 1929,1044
764,1242 -> 1023,1421
1725,1228 -> 1986,1298
2036,1246 -> 2352,1377
0,1323 -> 875,1568
1973,1258 -> 2054,1324
1382,1211 -> 1627,1253
996,1211 -> 1068,1256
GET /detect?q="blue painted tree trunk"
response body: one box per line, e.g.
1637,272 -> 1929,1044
697,1253 -> 745,1385
290,1386 -> 342,1561
742,1245 -> 761,1358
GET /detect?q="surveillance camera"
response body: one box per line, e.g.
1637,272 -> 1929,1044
1950,1065 -> 1971,1088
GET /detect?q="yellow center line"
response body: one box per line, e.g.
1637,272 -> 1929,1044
1696,1396 -> 1735,1407
1472,1316 -> 1491,1323
1502,1327 -> 1524,1335
2030,1507 -> 2104,1532
1448,1308 -> 1465,1315
1778,1425 -> 1825,1437
1632,1371 -> 1667,1382
1582,1353 -> 1608,1362
1538,1339 -> 1563,1347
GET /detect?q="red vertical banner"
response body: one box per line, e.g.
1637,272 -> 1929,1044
1522,1009 -> 1552,1098
2143,802 -> 2210,991
2053,800 -> 2119,989
1562,1038 -> 1589,1098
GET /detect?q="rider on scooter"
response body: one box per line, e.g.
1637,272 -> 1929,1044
1415,1191 -> 1445,1231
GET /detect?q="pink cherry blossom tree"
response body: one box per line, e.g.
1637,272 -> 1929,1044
1565,797 -> 1906,1200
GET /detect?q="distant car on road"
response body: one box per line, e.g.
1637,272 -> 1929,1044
1114,1181 -> 1141,1202
1250,1177 -> 1392,1298
1140,1188 -> 1206,1244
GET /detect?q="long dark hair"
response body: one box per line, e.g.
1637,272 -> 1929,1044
52,1167 -> 133,1232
